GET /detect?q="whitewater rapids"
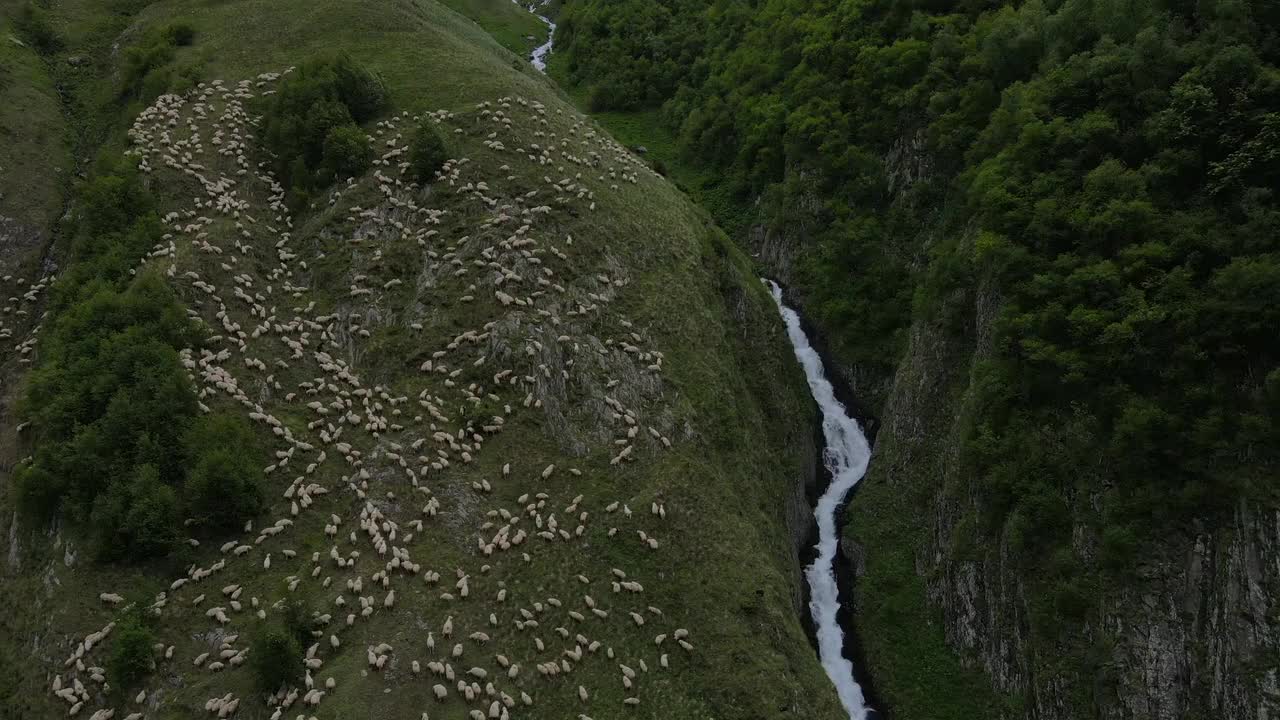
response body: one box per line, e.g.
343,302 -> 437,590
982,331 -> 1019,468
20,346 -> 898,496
510,0 -> 555,72
766,279 -> 873,720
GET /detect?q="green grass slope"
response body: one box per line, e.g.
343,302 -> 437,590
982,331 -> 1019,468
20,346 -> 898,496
0,1 -> 70,271
0,1 -> 842,719
437,0 -> 548,58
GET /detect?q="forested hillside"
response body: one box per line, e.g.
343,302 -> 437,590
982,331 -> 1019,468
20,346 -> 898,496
555,0 -> 1280,717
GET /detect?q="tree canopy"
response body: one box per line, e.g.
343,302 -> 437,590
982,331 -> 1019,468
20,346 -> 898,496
555,0 -> 1280,647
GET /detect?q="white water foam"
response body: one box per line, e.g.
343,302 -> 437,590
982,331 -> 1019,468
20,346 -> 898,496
766,279 -> 873,720
510,0 -> 555,72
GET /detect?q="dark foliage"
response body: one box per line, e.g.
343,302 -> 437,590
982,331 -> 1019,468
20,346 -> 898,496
250,625 -> 303,693
408,119 -> 448,184
164,22 -> 195,47
320,124 -> 374,183
108,614 -> 155,688
16,162 -> 264,561
119,23 -> 203,101
556,0 -> 1280,649
256,55 -> 389,210
280,597 -> 317,647
182,415 -> 265,531
13,3 -> 63,55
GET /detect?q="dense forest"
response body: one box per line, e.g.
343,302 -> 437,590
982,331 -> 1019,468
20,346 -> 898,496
556,0 -> 1280,705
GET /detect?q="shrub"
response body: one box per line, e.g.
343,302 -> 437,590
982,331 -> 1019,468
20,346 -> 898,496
91,464 -> 181,561
183,415 -> 264,531
303,100 -> 355,162
119,22 -> 201,100
320,125 -> 373,182
14,463 -> 61,520
256,56 -> 390,199
135,61 -> 203,103
14,3 -> 63,55
79,169 -> 154,239
1099,525 -> 1139,574
108,616 -> 155,687
280,598 -> 316,646
331,54 -> 388,122
408,120 -> 448,184
164,22 -> 196,46
250,625 -> 302,693
122,41 -> 175,97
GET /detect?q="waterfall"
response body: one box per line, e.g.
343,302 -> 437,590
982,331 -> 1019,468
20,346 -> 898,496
510,0 -> 555,72
766,279 -> 874,720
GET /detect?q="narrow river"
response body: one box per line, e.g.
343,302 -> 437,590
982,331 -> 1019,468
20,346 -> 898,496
511,0 -> 555,72
765,279 -> 875,720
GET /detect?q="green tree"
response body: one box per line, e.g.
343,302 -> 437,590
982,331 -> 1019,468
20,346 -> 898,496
331,54 -> 389,122
408,120 -> 448,184
255,56 -> 391,198
184,415 -> 265,531
320,125 -> 374,182
250,625 -> 302,693
108,616 -> 155,688
91,464 -> 180,560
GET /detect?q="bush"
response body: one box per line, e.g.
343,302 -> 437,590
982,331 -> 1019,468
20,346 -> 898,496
280,598 -> 316,645
108,616 -> 155,688
183,415 -> 264,531
408,121 -> 448,184
331,54 -> 388,123
13,3 -> 63,55
121,41 -> 175,97
79,169 -> 154,239
1099,525 -> 1139,573
137,62 -> 204,103
320,125 -> 373,182
303,100 -> 355,161
119,22 -> 200,100
91,464 -> 181,561
250,625 -> 302,693
20,271 -> 201,558
164,22 -> 196,46
256,56 -> 390,199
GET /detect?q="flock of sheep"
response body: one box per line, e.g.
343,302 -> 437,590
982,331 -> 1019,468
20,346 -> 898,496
0,271 -> 51,368
42,67 -> 699,720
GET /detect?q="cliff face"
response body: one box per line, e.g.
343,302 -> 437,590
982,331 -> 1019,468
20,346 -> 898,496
1104,503 -> 1280,720
866,290 -> 1280,720
748,217 -> 891,417
746,162 -> 1280,720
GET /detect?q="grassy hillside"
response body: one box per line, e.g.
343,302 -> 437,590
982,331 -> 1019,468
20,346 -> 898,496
0,24 -> 65,251
0,0 -> 69,272
0,1 -> 841,719
438,0 -> 548,58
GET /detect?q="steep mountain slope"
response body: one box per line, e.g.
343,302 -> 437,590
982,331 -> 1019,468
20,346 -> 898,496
0,2 -> 843,719
544,0 -> 1280,719
0,5 -> 66,272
